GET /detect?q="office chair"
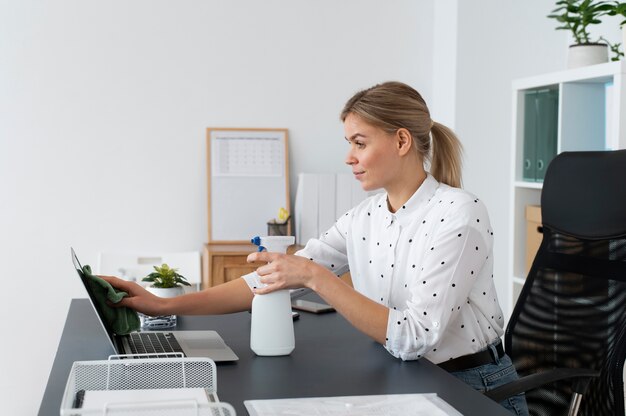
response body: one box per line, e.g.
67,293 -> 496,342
486,150 -> 626,416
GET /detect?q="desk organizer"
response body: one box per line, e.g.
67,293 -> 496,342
60,354 -> 236,415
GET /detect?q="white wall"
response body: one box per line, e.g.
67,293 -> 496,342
431,0 -> 458,128
454,0 -> 568,319
0,1 -> 433,413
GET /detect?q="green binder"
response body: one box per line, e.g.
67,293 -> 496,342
535,88 -> 558,182
523,91 -> 538,181
522,87 -> 559,182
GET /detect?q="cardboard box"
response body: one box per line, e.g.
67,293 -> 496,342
525,205 -> 543,275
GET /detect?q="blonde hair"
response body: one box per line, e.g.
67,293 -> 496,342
340,81 -> 463,188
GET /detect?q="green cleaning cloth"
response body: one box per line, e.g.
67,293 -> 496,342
81,265 -> 140,335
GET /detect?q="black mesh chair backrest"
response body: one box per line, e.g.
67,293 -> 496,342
505,150 -> 626,416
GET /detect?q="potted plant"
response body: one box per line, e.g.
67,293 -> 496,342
140,263 -> 191,327
142,263 -> 191,295
548,0 -> 614,68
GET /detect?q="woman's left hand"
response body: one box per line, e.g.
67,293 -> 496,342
246,252 -> 321,294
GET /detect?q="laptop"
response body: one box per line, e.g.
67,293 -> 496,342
71,248 -> 239,361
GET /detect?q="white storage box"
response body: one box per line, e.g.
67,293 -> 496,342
60,355 -> 236,415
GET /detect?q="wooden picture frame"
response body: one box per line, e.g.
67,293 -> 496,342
206,128 -> 291,244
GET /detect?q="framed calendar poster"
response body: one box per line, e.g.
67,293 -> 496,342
206,128 -> 291,243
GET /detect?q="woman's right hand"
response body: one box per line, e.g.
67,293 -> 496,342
99,275 -> 169,316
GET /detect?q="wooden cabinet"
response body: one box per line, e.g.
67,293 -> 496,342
203,244 -> 259,287
202,243 -> 352,288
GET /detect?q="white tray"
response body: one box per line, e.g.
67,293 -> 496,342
60,354 -> 236,415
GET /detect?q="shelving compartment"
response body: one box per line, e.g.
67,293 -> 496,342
560,78 -> 612,153
511,187 -> 541,283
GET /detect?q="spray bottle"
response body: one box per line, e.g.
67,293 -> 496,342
249,235 -> 296,356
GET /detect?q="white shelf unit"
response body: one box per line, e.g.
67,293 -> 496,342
507,61 -> 626,313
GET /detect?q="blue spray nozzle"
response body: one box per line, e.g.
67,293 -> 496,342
250,235 -> 295,254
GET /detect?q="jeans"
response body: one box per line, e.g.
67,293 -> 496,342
450,343 -> 529,416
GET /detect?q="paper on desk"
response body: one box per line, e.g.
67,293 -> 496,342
79,387 -> 211,410
244,393 -> 462,416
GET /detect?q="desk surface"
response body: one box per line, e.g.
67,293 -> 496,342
40,298 -> 510,415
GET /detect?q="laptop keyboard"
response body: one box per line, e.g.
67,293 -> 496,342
127,332 -> 185,357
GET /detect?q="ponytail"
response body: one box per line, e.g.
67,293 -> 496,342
429,122 -> 463,188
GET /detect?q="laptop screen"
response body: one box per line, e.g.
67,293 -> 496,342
71,247 -> 121,352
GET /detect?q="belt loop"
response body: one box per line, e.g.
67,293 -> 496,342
488,343 -> 500,365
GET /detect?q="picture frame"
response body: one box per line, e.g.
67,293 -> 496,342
206,128 -> 291,244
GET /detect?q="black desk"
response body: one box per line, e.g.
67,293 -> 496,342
40,299 -> 510,415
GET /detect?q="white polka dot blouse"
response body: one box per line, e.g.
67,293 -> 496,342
295,174 -> 504,363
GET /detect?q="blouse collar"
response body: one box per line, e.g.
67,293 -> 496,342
381,174 -> 439,227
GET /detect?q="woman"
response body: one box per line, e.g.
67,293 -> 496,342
104,81 -> 528,415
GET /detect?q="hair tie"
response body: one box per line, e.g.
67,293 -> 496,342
430,120 -> 435,130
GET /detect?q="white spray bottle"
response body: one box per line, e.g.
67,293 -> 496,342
249,235 -> 296,356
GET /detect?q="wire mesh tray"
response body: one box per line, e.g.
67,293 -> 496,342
60,354 -> 236,415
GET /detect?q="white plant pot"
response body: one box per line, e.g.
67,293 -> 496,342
567,43 -> 608,69
146,286 -> 185,298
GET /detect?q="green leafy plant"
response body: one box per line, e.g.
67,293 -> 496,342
600,36 -> 625,60
610,1 -> 626,26
142,263 -> 191,288
548,0 -> 614,44
604,2 -> 626,60
609,41 -> 625,60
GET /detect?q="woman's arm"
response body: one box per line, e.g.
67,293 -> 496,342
311,268 -> 389,344
100,276 -> 254,316
247,252 -> 389,344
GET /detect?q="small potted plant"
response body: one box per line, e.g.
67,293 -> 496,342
140,264 -> 191,328
548,0 -> 614,68
142,263 -> 191,296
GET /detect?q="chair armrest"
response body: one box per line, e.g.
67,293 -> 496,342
484,368 -> 600,403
